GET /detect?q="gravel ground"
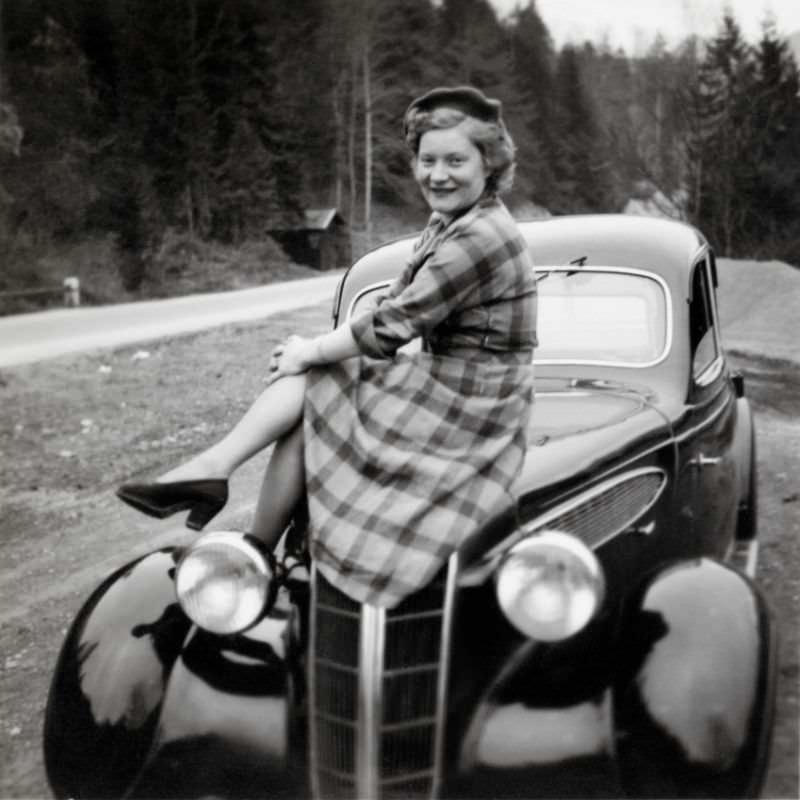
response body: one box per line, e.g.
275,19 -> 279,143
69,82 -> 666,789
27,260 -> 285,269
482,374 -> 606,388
0,292 -> 797,798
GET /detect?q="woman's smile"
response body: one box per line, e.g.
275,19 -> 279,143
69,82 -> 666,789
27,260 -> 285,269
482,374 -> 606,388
415,125 -> 488,215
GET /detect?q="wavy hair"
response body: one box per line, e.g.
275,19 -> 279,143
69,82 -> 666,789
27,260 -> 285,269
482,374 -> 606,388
404,106 -> 517,195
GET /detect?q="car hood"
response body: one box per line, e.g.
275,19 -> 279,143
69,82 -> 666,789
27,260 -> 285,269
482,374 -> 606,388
511,378 -> 673,497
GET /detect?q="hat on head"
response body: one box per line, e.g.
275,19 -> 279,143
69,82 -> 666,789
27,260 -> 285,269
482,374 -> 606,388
404,86 -> 502,134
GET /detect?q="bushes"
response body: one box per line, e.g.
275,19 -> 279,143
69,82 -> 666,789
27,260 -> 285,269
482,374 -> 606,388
0,232 -> 319,316
140,231 -> 315,297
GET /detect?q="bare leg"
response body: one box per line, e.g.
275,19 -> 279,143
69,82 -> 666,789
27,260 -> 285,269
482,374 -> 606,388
158,374 -> 306,482
250,424 -> 305,549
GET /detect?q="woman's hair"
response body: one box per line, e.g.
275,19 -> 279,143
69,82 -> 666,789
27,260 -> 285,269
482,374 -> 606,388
404,106 -> 517,195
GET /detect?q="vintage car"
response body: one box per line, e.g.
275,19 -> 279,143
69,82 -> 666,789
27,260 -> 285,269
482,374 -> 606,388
44,214 -> 776,799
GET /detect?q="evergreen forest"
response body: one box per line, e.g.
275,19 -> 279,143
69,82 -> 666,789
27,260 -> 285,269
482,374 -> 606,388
1,0 -> 799,304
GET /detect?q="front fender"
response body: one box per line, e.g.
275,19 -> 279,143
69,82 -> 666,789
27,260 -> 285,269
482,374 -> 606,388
614,558 -> 777,798
45,548 -> 306,799
452,616 -> 623,799
125,594 -> 307,799
44,549 -> 191,799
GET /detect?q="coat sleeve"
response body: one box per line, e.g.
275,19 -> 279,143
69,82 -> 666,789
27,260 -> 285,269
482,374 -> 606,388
349,222 -> 494,358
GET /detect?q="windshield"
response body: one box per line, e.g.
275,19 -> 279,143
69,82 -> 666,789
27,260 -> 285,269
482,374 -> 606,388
535,268 -> 669,366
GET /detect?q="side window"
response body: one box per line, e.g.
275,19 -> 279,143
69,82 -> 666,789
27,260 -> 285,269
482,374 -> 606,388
689,256 -> 720,381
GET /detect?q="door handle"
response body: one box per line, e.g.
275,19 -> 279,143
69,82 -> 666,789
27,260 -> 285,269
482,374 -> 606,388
690,454 -> 722,469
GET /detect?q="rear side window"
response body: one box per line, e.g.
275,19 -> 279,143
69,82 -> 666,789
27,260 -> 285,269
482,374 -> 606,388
689,257 -> 720,380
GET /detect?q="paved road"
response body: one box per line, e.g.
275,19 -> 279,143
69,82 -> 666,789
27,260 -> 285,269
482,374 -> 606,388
0,272 -> 344,367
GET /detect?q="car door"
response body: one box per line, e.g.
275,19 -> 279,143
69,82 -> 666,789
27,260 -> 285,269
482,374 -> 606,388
674,252 -> 738,558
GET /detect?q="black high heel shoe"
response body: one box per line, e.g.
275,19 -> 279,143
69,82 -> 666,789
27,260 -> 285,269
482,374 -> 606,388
116,479 -> 229,530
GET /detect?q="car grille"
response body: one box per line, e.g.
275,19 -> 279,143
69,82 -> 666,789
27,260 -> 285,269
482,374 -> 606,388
528,467 -> 667,548
309,559 -> 457,799
465,467 -> 668,583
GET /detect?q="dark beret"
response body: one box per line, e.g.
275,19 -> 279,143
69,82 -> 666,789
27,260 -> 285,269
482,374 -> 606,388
404,86 -> 503,132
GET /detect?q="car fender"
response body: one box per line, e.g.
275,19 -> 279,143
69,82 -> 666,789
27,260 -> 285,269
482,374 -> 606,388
44,549 -> 191,799
614,557 -> 777,798
126,596 -> 306,799
453,624 -> 622,798
44,548 -> 304,799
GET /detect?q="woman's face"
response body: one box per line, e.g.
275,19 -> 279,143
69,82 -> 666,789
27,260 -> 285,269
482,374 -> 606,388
414,125 -> 488,216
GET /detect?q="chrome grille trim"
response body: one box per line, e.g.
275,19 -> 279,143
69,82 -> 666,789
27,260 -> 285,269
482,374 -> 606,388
358,604 -> 385,799
309,556 -> 458,799
461,467 -> 668,586
432,552 -> 458,799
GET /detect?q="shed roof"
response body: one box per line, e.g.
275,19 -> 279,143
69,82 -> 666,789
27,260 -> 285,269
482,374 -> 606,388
303,208 -> 340,230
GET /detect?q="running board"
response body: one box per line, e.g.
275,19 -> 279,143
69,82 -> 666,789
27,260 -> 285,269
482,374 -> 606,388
727,539 -> 760,579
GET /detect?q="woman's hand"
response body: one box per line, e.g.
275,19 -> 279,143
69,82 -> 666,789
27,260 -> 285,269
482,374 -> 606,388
267,335 -> 314,384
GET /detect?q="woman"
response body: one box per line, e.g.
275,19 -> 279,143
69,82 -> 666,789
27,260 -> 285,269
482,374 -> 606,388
117,86 -> 537,608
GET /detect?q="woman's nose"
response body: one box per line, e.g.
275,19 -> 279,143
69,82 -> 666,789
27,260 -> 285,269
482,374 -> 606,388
430,161 -> 448,183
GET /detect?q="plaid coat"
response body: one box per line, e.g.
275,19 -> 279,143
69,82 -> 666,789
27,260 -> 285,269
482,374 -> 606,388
303,197 -> 537,608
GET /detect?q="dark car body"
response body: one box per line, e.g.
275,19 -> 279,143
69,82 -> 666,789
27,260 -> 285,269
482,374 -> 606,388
44,214 -> 776,799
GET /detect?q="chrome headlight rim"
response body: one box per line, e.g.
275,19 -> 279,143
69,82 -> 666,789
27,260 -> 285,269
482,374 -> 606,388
495,529 -> 605,642
175,530 -> 277,635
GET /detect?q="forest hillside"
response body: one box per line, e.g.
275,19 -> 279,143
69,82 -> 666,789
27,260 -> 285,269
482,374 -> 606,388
1,0 -> 799,313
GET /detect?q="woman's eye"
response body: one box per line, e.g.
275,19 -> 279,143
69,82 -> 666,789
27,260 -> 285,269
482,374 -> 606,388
448,158 -> 464,167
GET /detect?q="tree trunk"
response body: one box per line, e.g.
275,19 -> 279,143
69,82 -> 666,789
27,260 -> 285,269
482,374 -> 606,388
332,73 -> 345,210
185,185 -> 195,236
0,0 -> 5,101
363,40 -> 372,248
347,54 -> 358,229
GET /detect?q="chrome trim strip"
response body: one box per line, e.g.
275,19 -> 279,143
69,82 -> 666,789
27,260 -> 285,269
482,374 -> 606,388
461,467 -> 667,586
318,764 -> 358,782
315,601 -> 361,619
382,768 -> 436,786
672,388 -> 731,445
694,354 -> 724,387
357,603 -> 385,800
308,564 -> 321,800
383,662 -> 440,676
432,553 -> 459,799
314,656 -> 358,674
745,540 -> 760,579
346,279 -> 394,321
314,709 -> 359,727
726,539 -> 760,579
382,716 -> 437,732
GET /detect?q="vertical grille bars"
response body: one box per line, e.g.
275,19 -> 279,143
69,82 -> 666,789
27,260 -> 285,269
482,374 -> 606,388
309,555 -> 458,799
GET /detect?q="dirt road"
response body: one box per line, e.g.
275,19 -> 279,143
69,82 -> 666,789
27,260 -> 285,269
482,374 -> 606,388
0,282 -> 798,798
0,272 -> 342,368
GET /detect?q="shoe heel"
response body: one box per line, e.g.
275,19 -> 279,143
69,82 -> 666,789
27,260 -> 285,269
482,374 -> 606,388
186,502 -> 221,531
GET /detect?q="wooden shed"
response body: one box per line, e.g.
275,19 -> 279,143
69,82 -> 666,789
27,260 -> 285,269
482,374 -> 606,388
273,208 -> 351,271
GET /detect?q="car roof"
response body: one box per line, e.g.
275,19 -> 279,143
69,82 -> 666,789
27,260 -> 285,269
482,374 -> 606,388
520,215 -> 708,288
336,214 -> 709,319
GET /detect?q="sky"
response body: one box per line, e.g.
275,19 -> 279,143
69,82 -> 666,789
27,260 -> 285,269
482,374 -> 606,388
489,0 -> 800,54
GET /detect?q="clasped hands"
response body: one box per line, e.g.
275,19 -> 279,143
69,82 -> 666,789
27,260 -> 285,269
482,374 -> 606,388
267,335 -> 316,385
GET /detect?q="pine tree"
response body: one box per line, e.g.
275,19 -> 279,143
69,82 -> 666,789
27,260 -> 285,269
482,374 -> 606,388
438,0 -> 510,95
747,18 -> 800,258
550,45 -> 612,213
507,1 -> 558,209
685,14 -> 756,254
369,0 -> 448,209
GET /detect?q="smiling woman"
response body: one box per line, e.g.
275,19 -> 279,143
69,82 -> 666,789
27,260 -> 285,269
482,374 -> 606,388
114,85 -> 538,610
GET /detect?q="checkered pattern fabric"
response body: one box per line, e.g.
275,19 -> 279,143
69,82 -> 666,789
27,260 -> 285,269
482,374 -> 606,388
303,198 -> 536,608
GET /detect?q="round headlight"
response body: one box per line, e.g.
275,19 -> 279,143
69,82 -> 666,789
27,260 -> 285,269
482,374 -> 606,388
496,530 -> 604,641
175,532 -> 275,634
